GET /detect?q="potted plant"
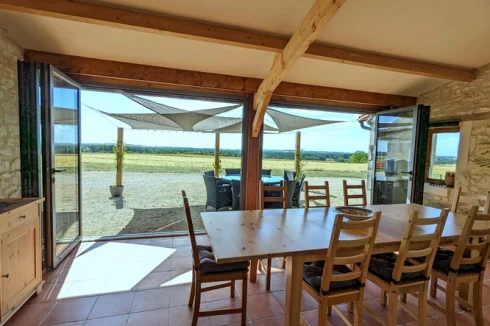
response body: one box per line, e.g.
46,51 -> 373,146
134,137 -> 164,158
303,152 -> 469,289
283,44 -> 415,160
110,128 -> 125,197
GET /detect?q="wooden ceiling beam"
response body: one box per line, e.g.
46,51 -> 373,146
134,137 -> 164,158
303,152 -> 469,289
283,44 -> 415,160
253,0 -> 346,136
0,0 -> 476,82
24,50 -> 415,110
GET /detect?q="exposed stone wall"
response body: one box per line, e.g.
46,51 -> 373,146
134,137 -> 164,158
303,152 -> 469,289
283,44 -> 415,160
417,63 -> 490,207
0,29 -> 23,198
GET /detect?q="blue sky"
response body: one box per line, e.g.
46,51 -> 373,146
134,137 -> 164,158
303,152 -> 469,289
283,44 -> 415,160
80,90 -> 371,153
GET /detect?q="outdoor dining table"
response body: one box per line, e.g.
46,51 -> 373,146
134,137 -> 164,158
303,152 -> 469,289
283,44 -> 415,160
201,204 -> 480,325
221,175 -> 284,185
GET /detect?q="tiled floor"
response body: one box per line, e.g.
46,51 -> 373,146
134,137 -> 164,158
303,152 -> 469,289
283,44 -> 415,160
7,235 -> 490,326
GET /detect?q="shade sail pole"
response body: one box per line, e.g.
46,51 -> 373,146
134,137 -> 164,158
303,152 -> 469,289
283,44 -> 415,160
294,131 -> 301,178
116,128 -> 124,186
214,133 -> 220,178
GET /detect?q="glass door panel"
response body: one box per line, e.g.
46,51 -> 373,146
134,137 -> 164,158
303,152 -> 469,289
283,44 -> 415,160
51,69 -> 82,266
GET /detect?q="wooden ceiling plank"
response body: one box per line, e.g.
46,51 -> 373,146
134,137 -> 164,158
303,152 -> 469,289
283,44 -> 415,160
0,0 -> 476,82
252,0 -> 346,136
24,50 -> 416,109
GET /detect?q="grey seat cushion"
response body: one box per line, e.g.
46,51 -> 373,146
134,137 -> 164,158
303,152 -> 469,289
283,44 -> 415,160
369,253 -> 424,283
431,248 -> 481,275
198,245 -> 249,275
303,261 -> 360,294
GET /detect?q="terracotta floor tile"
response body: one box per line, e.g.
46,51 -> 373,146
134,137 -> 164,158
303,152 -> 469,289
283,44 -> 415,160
206,298 -> 245,326
154,258 -> 173,272
28,283 -> 66,304
400,293 -> 446,318
41,296 -> 98,326
271,290 -> 319,312
236,275 -> 268,296
204,282 -> 237,302
172,256 -> 193,270
172,246 -> 192,258
136,272 -> 173,290
173,236 -> 192,248
300,305 -> 375,326
436,311 -> 476,325
169,305 -> 209,325
131,288 -> 171,312
5,302 -> 55,326
246,293 -> 284,321
169,284 -> 205,307
44,267 -> 70,284
88,291 -> 135,319
50,321 -> 85,326
363,299 -> 416,325
127,308 -> 170,326
84,314 -> 129,326
251,315 -> 285,326
403,318 -> 446,326
126,238 -> 151,245
149,238 -> 173,248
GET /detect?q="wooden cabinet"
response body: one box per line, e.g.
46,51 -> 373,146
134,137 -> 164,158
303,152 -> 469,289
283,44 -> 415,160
0,198 -> 43,325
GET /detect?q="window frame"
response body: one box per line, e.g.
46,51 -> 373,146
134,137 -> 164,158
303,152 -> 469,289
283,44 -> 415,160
425,125 -> 460,183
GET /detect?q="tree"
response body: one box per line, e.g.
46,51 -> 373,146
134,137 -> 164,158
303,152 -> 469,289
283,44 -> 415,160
349,151 -> 368,163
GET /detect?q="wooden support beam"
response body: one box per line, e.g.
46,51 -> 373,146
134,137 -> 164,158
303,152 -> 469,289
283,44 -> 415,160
0,0 -> 476,82
24,50 -> 416,110
253,0 -> 346,136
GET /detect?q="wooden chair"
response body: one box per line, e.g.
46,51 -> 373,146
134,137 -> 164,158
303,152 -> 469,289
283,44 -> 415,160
343,180 -> 367,206
366,208 -> 449,326
451,187 -> 490,214
302,212 -> 381,326
428,206 -> 490,326
182,191 -> 248,326
258,181 -> 287,291
304,181 -> 330,208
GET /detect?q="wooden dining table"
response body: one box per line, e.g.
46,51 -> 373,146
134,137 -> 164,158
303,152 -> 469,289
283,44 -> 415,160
201,204 -> 475,325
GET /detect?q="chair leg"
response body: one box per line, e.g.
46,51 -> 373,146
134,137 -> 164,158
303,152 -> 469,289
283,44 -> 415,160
418,284 -> 428,326
241,275 -> 248,326
473,280 -> 484,326
258,259 -> 263,272
188,270 -> 196,307
318,302 -> 328,326
445,279 -> 457,326
387,292 -> 398,326
354,300 -> 363,326
327,305 -> 332,316
401,293 -> 407,302
282,257 -> 286,269
231,280 -> 235,298
348,302 -> 354,312
430,276 -> 438,298
192,281 -> 202,326
266,258 -> 272,291
380,289 -> 387,306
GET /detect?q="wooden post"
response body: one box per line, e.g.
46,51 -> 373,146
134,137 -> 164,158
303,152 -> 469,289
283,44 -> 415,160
116,127 -> 124,186
214,132 -> 220,178
294,131 -> 301,178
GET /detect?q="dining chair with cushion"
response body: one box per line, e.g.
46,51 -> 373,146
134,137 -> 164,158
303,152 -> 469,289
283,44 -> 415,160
342,180 -> 367,206
366,208 -> 449,326
451,187 -> 490,214
259,180 -> 288,291
304,181 -> 330,208
182,191 -> 249,326
302,212 -> 381,326
292,174 -> 306,208
261,169 -> 272,176
203,170 -> 215,177
225,168 -> 241,176
203,175 -> 232,210
427,206 -> 490,326
231,179 -> 241,211
284,170 -> 296,181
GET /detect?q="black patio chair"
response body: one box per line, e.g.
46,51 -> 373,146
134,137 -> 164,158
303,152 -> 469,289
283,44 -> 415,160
284,170 -> 296,181
231,180 -> 241,211
203,170 -> 215,177
225,168 -> 241,176
292,175 -> 305,208
203,175 -> 232,210
261,169 -> 272,177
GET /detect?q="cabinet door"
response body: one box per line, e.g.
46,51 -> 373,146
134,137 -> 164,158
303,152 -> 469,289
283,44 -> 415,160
1,218 -> 42,314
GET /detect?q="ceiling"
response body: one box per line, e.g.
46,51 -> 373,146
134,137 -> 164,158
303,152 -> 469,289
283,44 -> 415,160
1,0 -> 490,97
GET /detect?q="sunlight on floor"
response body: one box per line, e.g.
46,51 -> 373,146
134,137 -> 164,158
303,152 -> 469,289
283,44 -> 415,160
56,242 -> 175,299
161,270 -> 193,288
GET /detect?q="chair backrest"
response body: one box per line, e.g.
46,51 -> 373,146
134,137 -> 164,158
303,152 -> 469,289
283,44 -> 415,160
284,170 -> 296,181
225,168 -> 241,176
449,206 -> 490,274
261,169 -> 272,176
231,179 -> 241,210
321,212 -> 381,293
181,191 -> 201,269
203,170 -> 215,177
451,187 -> 490,214
259,181 -> 288,209
343,180 -> 367,206
391,208 -> 449,282
304,181 -> 330,208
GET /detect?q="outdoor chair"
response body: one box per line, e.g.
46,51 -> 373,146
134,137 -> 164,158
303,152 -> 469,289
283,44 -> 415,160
203,175 -> 232,210
304,181 -> 330,208
225,168 -> 241,176
292,174 -> 305,208
342,180 -> 367,206
203,170 -> 215,177
451,187 -> 490,214
302,212 -> 381,326
366,208 -> 449,326
182,191 -> 248,326
261,169 -> 272,176
259,180 -> 288,291
231,179 -> 241,211
284,169 -> 296,181
427,206 -> 490,326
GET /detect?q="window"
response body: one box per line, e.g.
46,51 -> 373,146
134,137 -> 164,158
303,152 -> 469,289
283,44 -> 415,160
426,126 -> 460,182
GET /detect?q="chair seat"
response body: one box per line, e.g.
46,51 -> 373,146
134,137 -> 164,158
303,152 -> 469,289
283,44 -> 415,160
303,261 -> 360,294
431,248 -> 481,275
198,245 -> 249,275
369,253 -> 425,283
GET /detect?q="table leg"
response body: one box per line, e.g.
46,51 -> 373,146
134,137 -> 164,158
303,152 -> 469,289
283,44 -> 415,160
249,259 -> 258,282
285,255 -> 304,326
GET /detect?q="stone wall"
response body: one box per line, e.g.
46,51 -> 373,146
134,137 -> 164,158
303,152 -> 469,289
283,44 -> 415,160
417,63 -> 490,207
0,29 -> 23,198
